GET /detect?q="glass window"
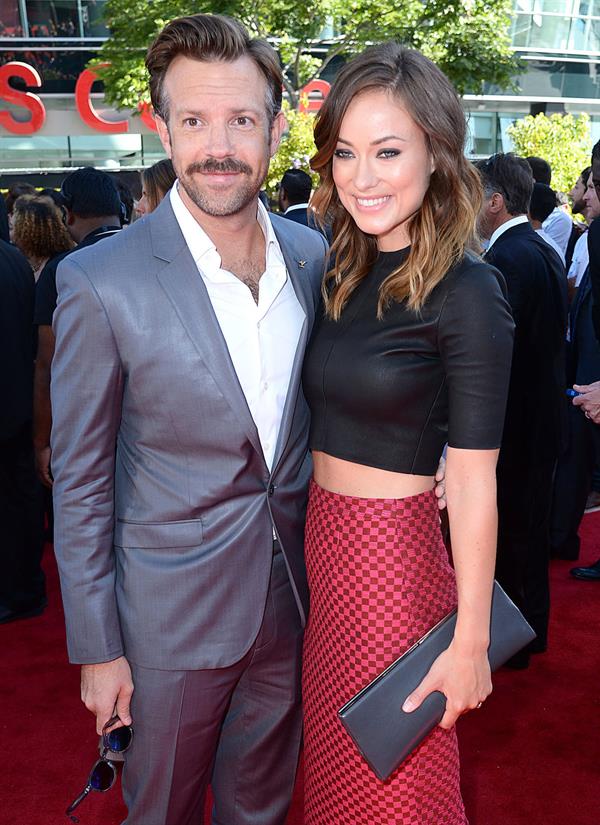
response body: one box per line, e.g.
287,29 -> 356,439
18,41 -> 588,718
538,0 -> 574,14
0,0 -> 25,36
466,112 -> 496,157
0,50 -> 97,93
577,1 -> 600,18
81,0 -> 109,37
570,16 -> 600,49
511,13 -> 572,49
0,135 -> 70,170
26,0 -> 80,38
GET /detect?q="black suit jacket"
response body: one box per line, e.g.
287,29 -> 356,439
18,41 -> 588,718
0,240 -> 35,439
485,221 -> 568,464
587,218 -> 600,343
282,206 -> 310,227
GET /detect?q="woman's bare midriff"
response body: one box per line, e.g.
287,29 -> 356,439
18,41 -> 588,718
312,451 -> 435,499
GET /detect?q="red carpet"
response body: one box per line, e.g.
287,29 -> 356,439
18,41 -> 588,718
2,520 -> 600,825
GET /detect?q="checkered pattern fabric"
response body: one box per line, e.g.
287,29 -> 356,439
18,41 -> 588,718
303,480 -> 467,824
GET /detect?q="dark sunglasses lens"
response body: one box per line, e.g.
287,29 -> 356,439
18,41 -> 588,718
90,760 -> 116,791
105,726 -> 132,752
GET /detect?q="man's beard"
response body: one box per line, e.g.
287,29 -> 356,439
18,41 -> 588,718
177,157 -> 265,217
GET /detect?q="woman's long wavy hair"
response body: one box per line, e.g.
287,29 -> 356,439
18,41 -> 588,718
311,43 -> 482,319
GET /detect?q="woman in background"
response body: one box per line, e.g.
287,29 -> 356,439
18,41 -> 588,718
12,195 -> 73,280
301,44 -> 515,823
135,158 -> 176,217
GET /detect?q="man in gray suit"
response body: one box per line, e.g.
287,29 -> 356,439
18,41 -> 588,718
51,14 -> 327,825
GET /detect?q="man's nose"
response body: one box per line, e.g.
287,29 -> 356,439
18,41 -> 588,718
205,123 -> 235,157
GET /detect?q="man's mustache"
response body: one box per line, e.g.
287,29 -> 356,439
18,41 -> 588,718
186,159 -> 253,175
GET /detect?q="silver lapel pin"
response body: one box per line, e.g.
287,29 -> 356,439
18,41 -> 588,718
298,260 -> 307,269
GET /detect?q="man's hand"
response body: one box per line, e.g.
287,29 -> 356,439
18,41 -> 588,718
434,455 -> 447,510
34,444 -> 53,487
573,382 -> 600,424
81,656 -> 134,735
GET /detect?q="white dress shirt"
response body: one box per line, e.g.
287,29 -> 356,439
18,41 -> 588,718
170,184 -> 305,471
284,203 -> 309,215
535,228 -> 566,265
568,230 -> 589,287
542,207 -> 572,256
486,214 -> 529,253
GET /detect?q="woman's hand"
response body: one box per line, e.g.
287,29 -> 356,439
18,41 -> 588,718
402,640 -> 492,729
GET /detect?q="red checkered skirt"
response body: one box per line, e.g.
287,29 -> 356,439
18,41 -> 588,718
302,480 -> 467,825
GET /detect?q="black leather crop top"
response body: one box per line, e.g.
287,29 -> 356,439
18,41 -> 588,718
302,249 -> 515,475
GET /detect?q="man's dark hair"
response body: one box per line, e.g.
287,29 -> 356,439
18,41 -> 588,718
146,14 -> 282,125
580,165 -> 592,182
476,153 -> 534,216
592,140 -> 600,163
281,169 -> 312,205
526,156 -> 552,185
39,187 -> 67,210
529,182 -> 557,223
60,167 -> 121,219
109,175 -> 135,225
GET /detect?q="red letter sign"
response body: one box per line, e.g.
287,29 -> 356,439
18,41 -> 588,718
138,101 -> 158,132
299,80 -> 331,113
0,62 -> 46,135
75,65 -> 129,133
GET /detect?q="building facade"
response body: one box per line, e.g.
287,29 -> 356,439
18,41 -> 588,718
1,0 -> 600,181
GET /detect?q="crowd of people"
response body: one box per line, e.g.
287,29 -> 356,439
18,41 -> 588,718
1,12 -> 599,824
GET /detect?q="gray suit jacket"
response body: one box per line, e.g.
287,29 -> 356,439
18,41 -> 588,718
51,197 -> 328,670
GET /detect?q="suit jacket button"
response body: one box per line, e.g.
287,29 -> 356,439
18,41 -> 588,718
268,483 -> 275,496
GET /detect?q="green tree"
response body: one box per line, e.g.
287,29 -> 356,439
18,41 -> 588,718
265,100 -> 318,198
506,112 -> 591,193
92,0 -> 519,113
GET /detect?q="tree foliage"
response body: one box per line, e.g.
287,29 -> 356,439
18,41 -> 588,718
506,112 -> 591,193
92,0 -> 519,112
265,100 -> 318,198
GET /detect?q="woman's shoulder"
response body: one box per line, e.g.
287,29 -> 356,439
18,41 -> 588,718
443,250 -> 508,301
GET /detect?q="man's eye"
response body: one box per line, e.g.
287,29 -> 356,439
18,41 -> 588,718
184,118 -> 200,127
234,116 -> 252,126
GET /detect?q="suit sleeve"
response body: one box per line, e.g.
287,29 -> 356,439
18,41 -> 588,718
588,218 -> 600,343
51,256 -> 125,664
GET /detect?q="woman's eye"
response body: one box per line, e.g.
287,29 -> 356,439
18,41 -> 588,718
333,149 -> 353,159
378,149 -> 400,158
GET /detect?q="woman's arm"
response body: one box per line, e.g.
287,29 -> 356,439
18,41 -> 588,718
402,445 -> 498,728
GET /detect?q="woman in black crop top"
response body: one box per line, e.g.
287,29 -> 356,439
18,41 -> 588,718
300,45 -> 514,824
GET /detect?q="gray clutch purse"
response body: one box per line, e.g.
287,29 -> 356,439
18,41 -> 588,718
338,581 -> 536,781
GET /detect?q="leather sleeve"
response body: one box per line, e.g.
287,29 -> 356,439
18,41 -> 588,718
438,262 -> 515,450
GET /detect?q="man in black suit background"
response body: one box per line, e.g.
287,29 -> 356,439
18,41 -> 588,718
0,238 -> 46,623
477,153 -> 567,667
569,139 -> 600,580
33,167 -> 122,489
278,168 -> 312,226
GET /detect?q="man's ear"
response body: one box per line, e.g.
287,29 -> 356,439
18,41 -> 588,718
269,110 -> 287,157
155,114 -> 173,159
488,191 -> 505,214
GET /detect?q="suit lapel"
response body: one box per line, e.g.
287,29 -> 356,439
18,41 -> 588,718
270,219 -> 314,475
151,199 -> 265,464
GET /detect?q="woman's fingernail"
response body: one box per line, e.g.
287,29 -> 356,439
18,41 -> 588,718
402,698 -> 415,712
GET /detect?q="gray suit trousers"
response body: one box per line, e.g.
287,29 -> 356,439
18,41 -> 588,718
121,549 -> 303,825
